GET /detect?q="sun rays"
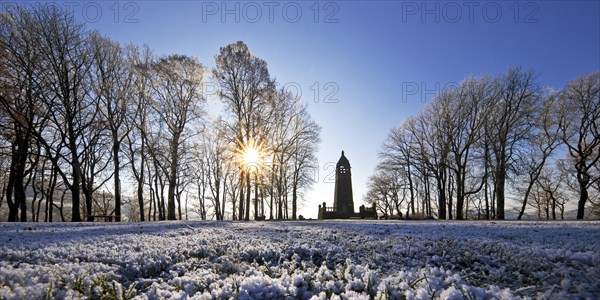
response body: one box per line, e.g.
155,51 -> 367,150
235,137 -> 267,173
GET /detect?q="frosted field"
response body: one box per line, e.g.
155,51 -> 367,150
1,221 -> 599,299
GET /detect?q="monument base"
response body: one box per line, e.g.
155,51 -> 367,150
318,202 -> 377,220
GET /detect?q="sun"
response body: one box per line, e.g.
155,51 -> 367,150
235,137 -> 267,172
243,146 -> 260,167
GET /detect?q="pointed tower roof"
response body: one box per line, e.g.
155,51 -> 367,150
337,150 -> 350,167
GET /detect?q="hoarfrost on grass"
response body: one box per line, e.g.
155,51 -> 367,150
0,220 -> 599,299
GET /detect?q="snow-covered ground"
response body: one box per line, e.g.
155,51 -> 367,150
1,220 -> 598,299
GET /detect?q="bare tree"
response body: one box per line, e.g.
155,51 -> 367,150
371,68 -> 599,221
364,167 -> 404,218
516,91 -> 562,219
0,9 -> 48,221
266,90 -> 296,220
1,9 -> 321,222
413,107 -> 450,219
125,44 -> 153,221
38,7 -> 94,222
381,118 -> 420,218
213,41 -> 273,221
79,119 -> 112,221
486,68 -> 540,219
145,54 -> 205,220
529,165 -> 568,220
1,6 -> 93,222
438,78 -> 491,219
89,32 -> 135,221
200,119 -> 231,220
289,106 -> 320,220
557,71 -> 600,219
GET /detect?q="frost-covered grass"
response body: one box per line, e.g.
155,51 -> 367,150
1,220 -> 599,299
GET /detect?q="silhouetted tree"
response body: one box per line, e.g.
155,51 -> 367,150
516,92 -> 562,219
486,68 -> 540,219
557,71 -> 600,219
89,32 -> 135,222
146,55 -> 205,220
0,8 -> 52,221
213,41 -> 274,221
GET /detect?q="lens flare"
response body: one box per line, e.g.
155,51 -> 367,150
244,146 -> 260,167
235,137 -> 266,172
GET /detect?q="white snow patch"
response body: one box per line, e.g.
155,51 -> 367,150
0,220 -> 598,299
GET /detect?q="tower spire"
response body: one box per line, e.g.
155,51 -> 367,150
333,150 -> 353,216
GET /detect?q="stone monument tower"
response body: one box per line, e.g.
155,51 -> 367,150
333,151 -> 354,217
318,151 -> 376,219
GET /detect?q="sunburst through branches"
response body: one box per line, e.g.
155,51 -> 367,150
235,137 -> 267,173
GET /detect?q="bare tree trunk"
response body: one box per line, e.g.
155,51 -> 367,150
35,177 -> 44,222
6,145 -> 18,222
177,186 -> 182,220
495,173 -> 506,220
46,165 -> 58,222
447,173 -> 454,220
253,172 -> 258,220
245,171 -> 251,221
167,134 -> 179,220
159,175 -> 166,220
437,172 -> 447,220
484,143 -> 490,220
238,174 -> 244,221
270,164 -> 275,220
113,141 -> 122,222
59,190 -> 66,222
284,175 -> 289,219
278,167 -> 284,220
495,150 -> 507,220
254,172 -> 259,219
260,182 -> 265,218
424,175 -> 431,217
221,173 -> 227,221
137,148 -> 145,221
292,176 -> 298,220
407,165 -> 415,216
576,177 -> 589,219
455,170 -> 465,220
152,167 -> 162,220
551,192 -> 557,220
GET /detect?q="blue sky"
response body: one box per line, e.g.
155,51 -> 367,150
11,0 -> 599,218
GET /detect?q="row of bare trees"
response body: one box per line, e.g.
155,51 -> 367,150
366,68 -> 599,220
0,6 -> 320,222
